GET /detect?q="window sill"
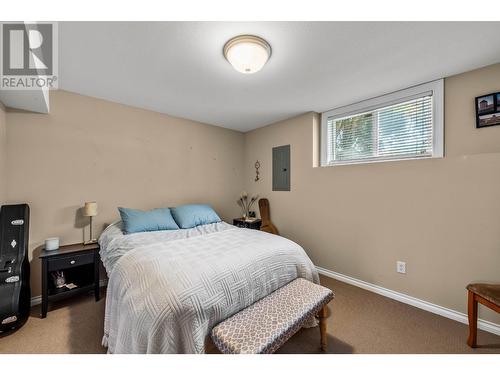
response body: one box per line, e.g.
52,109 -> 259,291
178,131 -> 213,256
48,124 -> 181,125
320,154 -> 443,167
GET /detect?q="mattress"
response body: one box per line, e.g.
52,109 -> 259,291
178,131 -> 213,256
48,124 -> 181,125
99,221 -> 235,275
99,221 -> 319,353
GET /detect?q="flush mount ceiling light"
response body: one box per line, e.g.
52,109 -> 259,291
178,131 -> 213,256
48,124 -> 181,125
223,35 -> 271,74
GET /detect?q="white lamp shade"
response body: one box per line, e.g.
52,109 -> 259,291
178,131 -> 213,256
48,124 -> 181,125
83,201 -> 98,217
224,35 -> 271,74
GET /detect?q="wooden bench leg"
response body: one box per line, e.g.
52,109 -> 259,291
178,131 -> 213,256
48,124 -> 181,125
318,306 -> 328,352
467,291 -> 478,348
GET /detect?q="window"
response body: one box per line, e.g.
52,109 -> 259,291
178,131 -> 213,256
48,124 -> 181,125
321,80 -> 443,166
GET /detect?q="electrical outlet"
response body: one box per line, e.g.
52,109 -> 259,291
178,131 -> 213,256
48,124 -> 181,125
396,261 -> 406,274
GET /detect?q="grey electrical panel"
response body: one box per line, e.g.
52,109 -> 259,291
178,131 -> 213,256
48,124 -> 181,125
272,145 -> 290,191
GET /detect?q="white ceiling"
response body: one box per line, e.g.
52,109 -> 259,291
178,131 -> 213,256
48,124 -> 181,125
58,22 -> 500,132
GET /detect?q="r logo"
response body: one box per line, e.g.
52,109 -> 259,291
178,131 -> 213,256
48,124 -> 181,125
2,23 -> 53,76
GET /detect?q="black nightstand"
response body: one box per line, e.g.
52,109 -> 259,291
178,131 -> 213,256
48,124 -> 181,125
233,218 -> 262,230
39,242 -> 100,318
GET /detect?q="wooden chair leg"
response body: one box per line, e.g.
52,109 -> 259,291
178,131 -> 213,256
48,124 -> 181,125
467,291 -> 478,348
318,306 -> 328,352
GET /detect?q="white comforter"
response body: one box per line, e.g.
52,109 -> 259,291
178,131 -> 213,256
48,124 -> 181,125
99,222 -> 319,354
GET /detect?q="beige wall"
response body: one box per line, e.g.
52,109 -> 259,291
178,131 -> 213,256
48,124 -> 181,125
3,64 -> 500,325
5,90 -> 245,296
0,102 -> 6,203
244,63 -> 500,325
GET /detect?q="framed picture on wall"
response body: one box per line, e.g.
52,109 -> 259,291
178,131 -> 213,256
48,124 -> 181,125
476,92 -> 500,128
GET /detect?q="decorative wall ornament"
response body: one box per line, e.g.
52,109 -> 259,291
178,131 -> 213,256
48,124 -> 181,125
254,160 -> 260,182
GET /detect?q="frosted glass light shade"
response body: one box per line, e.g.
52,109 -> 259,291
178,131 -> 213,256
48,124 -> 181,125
83,201 -> 98,217
223,35 -> 271,74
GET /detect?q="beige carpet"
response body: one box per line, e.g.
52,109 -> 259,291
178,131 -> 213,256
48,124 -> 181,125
0,275 -> 499,354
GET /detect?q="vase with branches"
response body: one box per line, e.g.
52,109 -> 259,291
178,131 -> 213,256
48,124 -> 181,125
237,192 -> 258,220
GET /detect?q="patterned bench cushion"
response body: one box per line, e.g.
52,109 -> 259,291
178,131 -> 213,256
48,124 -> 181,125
211,278 -> 334,354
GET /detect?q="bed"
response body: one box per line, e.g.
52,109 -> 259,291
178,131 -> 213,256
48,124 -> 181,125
99,220 -> 319,354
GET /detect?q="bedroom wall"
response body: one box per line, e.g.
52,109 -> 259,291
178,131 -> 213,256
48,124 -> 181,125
5,90 -> 245,296
243,63 -> 500,325
0,102 -> 6,204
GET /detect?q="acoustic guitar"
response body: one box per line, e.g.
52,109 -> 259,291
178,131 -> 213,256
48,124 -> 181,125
258,198 -> 279,235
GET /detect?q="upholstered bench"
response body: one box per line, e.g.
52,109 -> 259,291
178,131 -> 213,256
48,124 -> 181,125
466,283 -> 500,347
211,278 -> 334,354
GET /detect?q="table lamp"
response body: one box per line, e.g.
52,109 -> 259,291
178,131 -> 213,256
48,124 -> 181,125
83,201 -> 98,244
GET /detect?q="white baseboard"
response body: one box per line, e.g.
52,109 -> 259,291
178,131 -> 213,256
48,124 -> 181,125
32,271 -> 500,337
30,295 -> 42,307
30,279 -> 108,307
317,266 -> 500,337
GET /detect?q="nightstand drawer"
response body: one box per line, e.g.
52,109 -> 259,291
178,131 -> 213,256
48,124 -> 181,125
47,252 -> 94,272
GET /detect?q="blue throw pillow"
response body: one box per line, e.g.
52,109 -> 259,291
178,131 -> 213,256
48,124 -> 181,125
118,207 -> 179,234
170,204 -> 221,229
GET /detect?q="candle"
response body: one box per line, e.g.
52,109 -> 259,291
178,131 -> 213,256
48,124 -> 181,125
45,237 -> 60,251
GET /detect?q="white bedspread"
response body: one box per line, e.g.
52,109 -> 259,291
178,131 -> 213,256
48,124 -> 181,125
99,222 -> 319,354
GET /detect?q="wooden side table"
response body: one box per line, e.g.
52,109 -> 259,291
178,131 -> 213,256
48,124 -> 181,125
233,218 -> 262,230
39,242 -> 100,318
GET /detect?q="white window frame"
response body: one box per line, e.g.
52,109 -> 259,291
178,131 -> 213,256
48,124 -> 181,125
320,79 -> 444,167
